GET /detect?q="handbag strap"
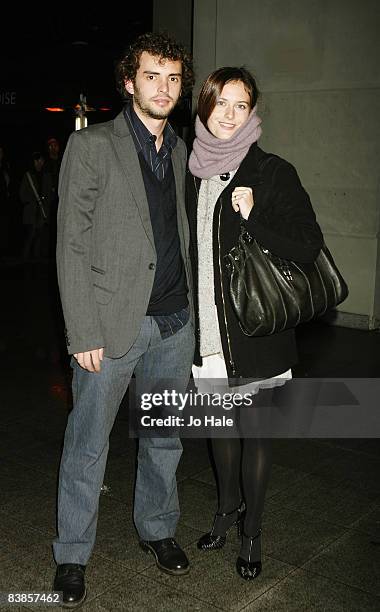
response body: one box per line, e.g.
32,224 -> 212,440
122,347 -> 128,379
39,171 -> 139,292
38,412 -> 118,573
26,172 -> 47,219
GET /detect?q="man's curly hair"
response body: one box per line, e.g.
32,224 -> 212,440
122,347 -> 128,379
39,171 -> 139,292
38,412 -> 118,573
115,32 -> 194,100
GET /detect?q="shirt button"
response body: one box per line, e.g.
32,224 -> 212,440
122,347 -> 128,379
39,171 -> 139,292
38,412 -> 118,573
149,263 -> 155,270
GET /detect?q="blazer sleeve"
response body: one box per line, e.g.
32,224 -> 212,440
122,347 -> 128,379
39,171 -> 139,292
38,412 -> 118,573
244,159 -> 324,263
56,130 -> 105,354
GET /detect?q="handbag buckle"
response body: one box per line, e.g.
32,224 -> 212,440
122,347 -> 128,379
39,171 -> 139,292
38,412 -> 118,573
242,231 -> 253,244
279,261 -> 293,281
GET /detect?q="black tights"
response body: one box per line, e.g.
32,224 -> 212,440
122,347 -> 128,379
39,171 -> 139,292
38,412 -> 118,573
211,436 -> 272,536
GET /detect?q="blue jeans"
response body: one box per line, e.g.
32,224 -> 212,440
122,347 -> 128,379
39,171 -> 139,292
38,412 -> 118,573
53,315 -> 194,565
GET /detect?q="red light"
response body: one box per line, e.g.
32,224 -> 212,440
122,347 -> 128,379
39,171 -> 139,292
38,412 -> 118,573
99,107 -> 111,111
45,107 -> 65,112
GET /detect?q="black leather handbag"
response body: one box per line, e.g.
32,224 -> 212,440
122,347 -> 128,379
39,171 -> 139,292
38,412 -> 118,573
224,227 -> 349,337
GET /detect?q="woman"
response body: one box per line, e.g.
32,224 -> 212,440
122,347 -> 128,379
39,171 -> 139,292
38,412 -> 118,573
186,67 -> 323,580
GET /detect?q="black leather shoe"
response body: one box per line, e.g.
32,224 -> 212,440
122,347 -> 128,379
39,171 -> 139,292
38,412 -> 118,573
197,504 -> 245,551
53,564 -> 87,608
140,538 -> 190,575
236,529 -> 262,581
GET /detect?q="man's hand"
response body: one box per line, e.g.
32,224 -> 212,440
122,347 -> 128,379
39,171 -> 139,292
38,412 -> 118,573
74,348 -> 104,372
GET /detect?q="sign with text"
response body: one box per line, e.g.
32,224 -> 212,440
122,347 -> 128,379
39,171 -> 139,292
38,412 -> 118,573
0,91 -> 16,105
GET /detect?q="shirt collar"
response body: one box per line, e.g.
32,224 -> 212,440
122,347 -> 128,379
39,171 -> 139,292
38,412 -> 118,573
124,102 -> 177,152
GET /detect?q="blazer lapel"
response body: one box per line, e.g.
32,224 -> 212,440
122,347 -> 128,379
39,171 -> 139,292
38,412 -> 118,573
172,146 -> 189,255
110,112 -> 155,249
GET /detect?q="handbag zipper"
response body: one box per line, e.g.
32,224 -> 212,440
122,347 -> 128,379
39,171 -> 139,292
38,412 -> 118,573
193,177 -> 236,376
192,177 -> 201,346
217,198 -> 237,376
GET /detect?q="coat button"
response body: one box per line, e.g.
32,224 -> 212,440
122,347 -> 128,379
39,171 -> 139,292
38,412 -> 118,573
149,263 -> 155,270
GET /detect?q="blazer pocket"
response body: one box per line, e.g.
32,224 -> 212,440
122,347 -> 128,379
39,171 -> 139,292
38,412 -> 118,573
91,265 -> 106,275
91,264 -> 121,303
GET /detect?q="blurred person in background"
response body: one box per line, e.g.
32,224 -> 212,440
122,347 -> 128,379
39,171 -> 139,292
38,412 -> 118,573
0,143 -> 12,257
45,137 -> 61,191
45,137 -> 62,258
19,151 -> 53,260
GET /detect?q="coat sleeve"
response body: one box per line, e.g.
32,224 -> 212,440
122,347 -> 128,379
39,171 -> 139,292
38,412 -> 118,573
56,130 -> 105,354
245,159 -> 324,263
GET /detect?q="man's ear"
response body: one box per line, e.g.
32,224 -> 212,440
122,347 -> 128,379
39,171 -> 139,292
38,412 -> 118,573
125,79 -> 134,95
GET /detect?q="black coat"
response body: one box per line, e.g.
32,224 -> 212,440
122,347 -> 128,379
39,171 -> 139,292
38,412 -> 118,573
186,142 -> 324,383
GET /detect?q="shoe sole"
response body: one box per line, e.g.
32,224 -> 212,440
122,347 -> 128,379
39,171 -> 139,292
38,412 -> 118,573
61,588 -> 87,609
140,542 -> 190,576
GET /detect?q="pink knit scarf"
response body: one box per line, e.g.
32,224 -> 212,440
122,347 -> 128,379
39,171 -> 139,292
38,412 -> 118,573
188,106 -> 262,179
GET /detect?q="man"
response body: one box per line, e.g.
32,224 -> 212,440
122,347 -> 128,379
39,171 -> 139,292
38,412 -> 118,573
53,33 -> 195,607
46,137 -> 61,169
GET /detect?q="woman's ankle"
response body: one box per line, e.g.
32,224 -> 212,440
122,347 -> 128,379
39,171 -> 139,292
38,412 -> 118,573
239,529 -> 262,562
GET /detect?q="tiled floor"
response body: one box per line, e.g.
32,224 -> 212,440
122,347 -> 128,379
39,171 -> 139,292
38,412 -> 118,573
1,258 -> 379,611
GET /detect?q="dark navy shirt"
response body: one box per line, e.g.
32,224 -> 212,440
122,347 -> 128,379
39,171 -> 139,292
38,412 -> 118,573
124,103 -> 177,181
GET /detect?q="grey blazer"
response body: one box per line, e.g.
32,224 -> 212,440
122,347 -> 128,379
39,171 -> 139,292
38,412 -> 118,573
56,111 -> 193,357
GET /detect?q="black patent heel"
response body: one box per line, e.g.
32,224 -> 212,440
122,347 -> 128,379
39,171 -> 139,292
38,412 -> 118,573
197,503 -> 245,551
236,529 -> 262,581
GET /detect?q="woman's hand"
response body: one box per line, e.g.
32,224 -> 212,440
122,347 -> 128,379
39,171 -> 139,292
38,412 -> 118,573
231,186 -> 254,220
